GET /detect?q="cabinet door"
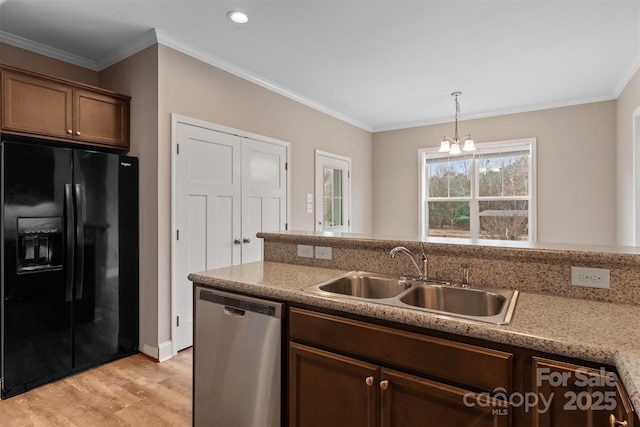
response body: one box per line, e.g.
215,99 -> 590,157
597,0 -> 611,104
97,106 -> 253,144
1,71 -> 73,139
379,368 -> 510,427
289,342 -> 378,427
74,89 -> 129,149
532,357 -> 635,427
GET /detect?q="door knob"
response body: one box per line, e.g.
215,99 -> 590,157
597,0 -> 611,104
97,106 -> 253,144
365,376 -> 374,386
380,380 -> 389,390
234,239 -> 242,245
242,238 -> 251,244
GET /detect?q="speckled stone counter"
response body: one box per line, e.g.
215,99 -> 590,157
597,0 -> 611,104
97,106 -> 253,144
188,261 -> 640,413
259,231 -> 640,304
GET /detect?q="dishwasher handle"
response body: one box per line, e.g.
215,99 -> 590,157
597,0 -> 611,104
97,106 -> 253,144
223,306 -> 246,317
197,287 -> 283,319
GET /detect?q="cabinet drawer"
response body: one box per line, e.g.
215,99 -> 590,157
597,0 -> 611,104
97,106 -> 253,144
289,307 -> 512,392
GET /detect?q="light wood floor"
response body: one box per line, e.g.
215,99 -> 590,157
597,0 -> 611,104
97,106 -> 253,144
0,348 -> 192,426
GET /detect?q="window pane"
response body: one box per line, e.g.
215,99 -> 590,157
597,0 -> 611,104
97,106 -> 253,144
428,201 -> 470,238
479,201 -> 528,240
323,167 -> 343,227
478,155 -> 529,197
428,159 -> 471,198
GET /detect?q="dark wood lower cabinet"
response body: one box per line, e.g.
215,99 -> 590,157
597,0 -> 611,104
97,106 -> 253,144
532,357 -> 635,427
288,307 -> 637,427
289,343 -> 377,427
289,342 -> 510,427
379,368 -> 510,427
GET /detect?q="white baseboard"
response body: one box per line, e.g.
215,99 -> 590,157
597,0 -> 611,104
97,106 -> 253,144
158,341 -> 174,362
139,340 -> 174,363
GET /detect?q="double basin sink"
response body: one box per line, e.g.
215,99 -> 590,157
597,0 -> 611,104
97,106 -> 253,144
304,271 -> 519,325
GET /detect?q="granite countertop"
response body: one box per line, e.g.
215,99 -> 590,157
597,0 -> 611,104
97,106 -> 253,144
188,261 -> 640,412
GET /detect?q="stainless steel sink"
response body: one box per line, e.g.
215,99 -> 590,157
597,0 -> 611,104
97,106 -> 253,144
399,285 -> 506,316
318,273 -> 411,299
305,271 -> 519,325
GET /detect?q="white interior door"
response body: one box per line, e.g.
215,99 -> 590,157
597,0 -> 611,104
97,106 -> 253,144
242,138 -> 287,263
173,118 -> 289,353
315,150 -> 351,232
174,123 -> 241,351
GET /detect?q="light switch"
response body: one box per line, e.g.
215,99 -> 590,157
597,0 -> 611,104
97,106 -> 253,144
306,193 -> 313,213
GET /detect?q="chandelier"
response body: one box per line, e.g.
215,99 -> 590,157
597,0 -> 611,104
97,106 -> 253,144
439,91 -> 475,155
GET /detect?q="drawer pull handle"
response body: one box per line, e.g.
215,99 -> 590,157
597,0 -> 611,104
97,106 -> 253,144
365,376 -> 373,386
380,380 -> 389,390
67,129 -> 73,134
610,414 -> 628,427
76,131 -> 81,136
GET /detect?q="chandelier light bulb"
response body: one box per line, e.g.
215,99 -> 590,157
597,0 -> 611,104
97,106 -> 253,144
462,138 -> 475,151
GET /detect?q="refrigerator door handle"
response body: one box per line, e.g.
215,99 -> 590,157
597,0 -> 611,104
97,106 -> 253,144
64,183 -> 75,302
74,183 -> 85,300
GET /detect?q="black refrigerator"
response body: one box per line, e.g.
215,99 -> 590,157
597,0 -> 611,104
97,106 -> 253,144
0,137 -> 139,399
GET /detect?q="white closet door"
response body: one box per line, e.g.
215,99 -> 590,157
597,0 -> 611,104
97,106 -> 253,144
175,123 -> 241,351
241,138 -> 287,264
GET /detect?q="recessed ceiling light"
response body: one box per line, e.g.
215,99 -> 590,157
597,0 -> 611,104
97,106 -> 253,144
227,10 -> 249,24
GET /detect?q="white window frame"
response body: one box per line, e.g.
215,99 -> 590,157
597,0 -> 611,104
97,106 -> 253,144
418,138 -> 537,241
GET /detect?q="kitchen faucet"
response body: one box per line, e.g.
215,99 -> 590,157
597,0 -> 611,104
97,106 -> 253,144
390,245 -> 428,280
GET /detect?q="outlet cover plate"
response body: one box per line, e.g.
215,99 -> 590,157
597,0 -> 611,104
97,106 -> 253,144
571,266 -> 610,289
297,244 -> 313,258
315,246 -> 332,260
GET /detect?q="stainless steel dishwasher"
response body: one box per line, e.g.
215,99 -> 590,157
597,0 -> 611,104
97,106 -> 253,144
193,286 -> 283,427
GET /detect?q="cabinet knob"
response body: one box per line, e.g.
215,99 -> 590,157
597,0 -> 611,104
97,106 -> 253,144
365,376 -> 374,386
76,131 -> 81,136
610,414 -> 628,426
67,129 -> 73,134
242,238 -> 251,244
380,380 -> 389,390
234,239 -> 242,245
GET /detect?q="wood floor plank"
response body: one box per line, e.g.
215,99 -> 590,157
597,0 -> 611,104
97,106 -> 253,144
0,349 -> 192,426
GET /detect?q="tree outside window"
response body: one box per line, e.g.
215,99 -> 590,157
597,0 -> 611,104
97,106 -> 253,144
420,139 -> 536,241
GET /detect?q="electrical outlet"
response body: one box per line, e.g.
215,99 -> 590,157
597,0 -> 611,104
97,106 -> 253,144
571,266 -> 610,289
297,244 -> 313,258
315,246 -> 332,260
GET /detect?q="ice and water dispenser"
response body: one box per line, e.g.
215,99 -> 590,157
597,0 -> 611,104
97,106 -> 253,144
17,217 -> 63,273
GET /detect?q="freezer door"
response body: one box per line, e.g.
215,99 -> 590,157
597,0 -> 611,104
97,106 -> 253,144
1,141 -> 73,398
72,150 -> 138,369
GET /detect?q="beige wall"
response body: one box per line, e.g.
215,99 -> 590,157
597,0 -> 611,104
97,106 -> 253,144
157,44 -> 373,232
99,46 -> 160,358
616,68 -> 640,245
372,101 -> 617,245
152,45 -> 373,353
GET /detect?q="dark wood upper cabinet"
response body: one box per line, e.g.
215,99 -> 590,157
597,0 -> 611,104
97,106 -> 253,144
1,65 -> 130,151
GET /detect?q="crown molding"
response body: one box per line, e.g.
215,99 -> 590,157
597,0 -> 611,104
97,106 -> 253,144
0,30 -> 98,70
373,94 -> 617,133
154,29 -> 373,132
614,54 -> 640,98
95,29 -> 158,71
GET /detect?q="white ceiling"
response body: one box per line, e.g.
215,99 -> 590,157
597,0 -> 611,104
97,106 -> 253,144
1,0 -> 639,132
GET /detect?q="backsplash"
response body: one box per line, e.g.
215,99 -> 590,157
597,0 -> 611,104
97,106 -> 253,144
260,232 -> 640,305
